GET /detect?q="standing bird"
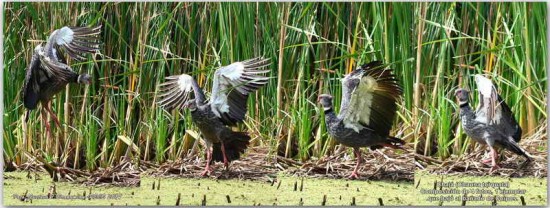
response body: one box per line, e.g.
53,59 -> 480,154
157,57 -> 270,176
317,61 -> 404,179
22,26 -> 101,137
455,75 -> 530,172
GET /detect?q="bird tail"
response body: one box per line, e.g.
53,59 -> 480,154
370,136 -> 405,150
512,125 -> 522,143
496,139 -> 531,161
211,131 -> 251,163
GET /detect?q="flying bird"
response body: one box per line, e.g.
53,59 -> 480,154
22,25 -> 101,137
317,61 -> 404,179
455,75 -> 530,172
157,57 -> 270,176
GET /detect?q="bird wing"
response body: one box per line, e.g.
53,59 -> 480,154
474,75 -> 521,141
36,49 -> 77,83
474,74 -> 499,124
21,51 -> 43,109
496,94 -> 522,142
210,57 -> 271,125
44,26 -> 101,62
157,74 -> 206,110
338,61 -> 402,135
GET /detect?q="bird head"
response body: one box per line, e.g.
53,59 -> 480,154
454,88 -> 470,103
317,94 -> 333,109
77,74 -> 91,84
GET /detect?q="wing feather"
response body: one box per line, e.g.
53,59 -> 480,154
211,57 -> 271,125
339,61 -> 402,135
37,50 -> 77,82
44,26 -> 101,62
474,75 -> 498,124
21,50 -> 42,109
157,74 -> 205,110
474,75 -> 522,142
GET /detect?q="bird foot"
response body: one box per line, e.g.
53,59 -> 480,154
201,167 -> 213,177
348,172 -> 360,180
481,158 -> 492,164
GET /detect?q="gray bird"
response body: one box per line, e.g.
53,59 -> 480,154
455,75 -> 530,172
22,26 -> 101,137
473,75 -> 522,143
317,61 -> 404,179
157,57 -> 270,176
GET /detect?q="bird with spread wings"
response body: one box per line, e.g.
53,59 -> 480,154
22,26 -> 101,139
157,57 -> 270,176
318,61 -> 404,179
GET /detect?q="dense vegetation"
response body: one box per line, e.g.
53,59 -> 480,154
3,2 -> 546,171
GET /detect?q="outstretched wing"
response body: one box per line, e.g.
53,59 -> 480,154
210,57 -> 271,125
157,74 -> 206,110
44,25 -> 101,62
474,74 -> 499,124
338,61 -> 402,135
474,74 -> 522,142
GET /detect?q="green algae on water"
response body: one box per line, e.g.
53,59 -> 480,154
4,172 -> 415,206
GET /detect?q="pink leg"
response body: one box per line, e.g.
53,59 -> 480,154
201,147 -> 213,176
220,143 -> 229,170
489,146 -> 500,172
44,101 -> 61,129
41,108 -> 52,139
41,108 -> 54,155
349,147 -> 361,179
481,150 -> 492,164
45,101 -> 65,158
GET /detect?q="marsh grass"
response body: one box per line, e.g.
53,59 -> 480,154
3,2 -> 547,170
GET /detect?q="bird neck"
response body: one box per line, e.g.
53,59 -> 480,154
459,101 -> 469,109
458,101 -> 475,118
323,106 -> 338,124
70,74 -> 80,83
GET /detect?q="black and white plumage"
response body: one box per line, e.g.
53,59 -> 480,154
22,26 -> 101,136
157,57 -> 270,176
455,76 -> 530,172
318,61 -> 404,179
473,75 -> 522,142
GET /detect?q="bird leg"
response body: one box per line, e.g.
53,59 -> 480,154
349,147 -> 361,179
44,101 -> 61,129
201,147 -> 213,176
44,101 -> 64,161
489,146 -> 500,172
481,150 -> 492,164
220,143 -> 229,170
41,108 -> 53,146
